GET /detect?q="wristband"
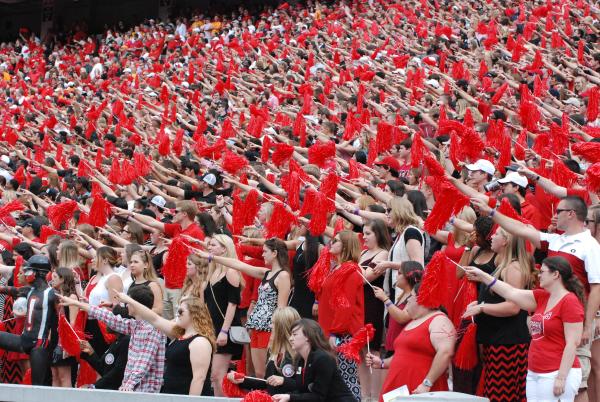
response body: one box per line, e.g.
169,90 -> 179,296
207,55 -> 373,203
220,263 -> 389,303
449,217 -> 455,225
314,301 -> 319,305
208,254 -> 213,263
487,278 -> 497,290
489,209 -> 496,218
380,359 -> 385,369
220,329 -> 229,335
535,175 -> 541,182
353,208 -> 360,215
85,245 -> 93,251
384,300 -> 394,309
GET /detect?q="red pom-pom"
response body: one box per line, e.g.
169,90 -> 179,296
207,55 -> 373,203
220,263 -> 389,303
173,128 -> 184,156
107,159 -> 121,185
328,261 -> 360,309
134,152 -> 152,177
417,251 -> 449,309
58,314 -> 81,358
307,247 -> 332,295
120,159 -> 138,185
88,196 -> 112,227
308,141 -> 336,168
376,121 -> 393,153
272,143 -> 295,167
22,368 -> 32,385
348,159 -> 360,179
222,150 -> 249,175
411,134 -> 425,168
424,181 -> 470,234
39,225 -> 64,243
222,375 -> 247,397
265,203 -> 296,238
586,86 -> 598,123
77,160 -> 92,178
47,200 -> 78,229
196,138 -> 227,159
454,322 -> 478,369
572,142 -> 600,164
76,360 -> 98,387
0,200 -> 25,219
261,136 -> 272,163
586,163 -> 600,193
337,324 -> 376,363
423,153 -> 446,177
242,390 -> 272,402
162,237 -> 192,287
498,197 -> 530,225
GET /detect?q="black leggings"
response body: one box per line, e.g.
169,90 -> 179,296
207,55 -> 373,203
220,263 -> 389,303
0,332 -> 53,385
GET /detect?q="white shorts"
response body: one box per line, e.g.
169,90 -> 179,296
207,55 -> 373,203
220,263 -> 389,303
526,368 -> 582,402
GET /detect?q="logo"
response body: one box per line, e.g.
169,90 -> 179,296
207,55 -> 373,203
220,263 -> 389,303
105,353 -> 115,365
282,364 -> 294,377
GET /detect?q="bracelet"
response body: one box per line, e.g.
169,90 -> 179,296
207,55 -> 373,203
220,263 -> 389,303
449,217 -> 455,225
208,254 -> 213,263
353,208 -> 360,215
384,299 -> 394,308
314,301 -> 319,305
489,209 -> 496,218
85,245 -> 93,251
220,329 -> 229,335
380,359 -> 385,369
487,278 -> 497,290
535,175 -> 541,182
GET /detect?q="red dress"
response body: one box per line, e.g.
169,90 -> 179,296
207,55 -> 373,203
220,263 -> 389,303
379,313 -> 448,400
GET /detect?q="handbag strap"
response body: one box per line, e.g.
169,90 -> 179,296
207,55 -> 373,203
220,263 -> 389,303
209,282 -> 226,320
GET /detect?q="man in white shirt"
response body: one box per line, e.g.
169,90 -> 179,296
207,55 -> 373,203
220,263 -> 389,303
89,57 -> 104,80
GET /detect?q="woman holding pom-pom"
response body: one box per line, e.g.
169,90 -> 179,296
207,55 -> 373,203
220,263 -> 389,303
310,230 -> 364,401
365,279 -> 456,398
465,256 -> 584,402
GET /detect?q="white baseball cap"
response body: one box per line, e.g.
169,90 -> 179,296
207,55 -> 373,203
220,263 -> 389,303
203,173 -> 217,187
465,159 -> 496,176
498,171 -> 528,188
150,195 -> 166,209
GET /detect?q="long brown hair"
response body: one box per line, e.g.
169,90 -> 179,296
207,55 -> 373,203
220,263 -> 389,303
291,318 -> 333,356
181,254 -> 209,300
269,307 -> 300,366
336,230 -> 361,263
131,250 -> 160,282
264,237 -> 293,286
56,267 -> 77,297
172,297 -> 216,350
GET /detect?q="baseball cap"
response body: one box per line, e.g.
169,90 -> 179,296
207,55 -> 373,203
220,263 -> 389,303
498,171 -> 528,188
150,195 -> 166,209
202,173 -> 217,187
465,159 -> 496,176
374,156 -> 402,172
564,97 -> 581,107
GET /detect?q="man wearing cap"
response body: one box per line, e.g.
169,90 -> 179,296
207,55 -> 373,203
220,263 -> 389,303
497,171 -> 541,229
0,255 -> 58,385
464,159 -> 496,193
148,195 -> 167,222
374,156 -> 402,182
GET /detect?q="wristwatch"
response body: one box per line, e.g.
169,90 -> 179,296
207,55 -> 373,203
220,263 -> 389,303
423,378 -> 433,388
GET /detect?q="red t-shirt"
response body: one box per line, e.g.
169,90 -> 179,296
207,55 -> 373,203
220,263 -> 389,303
163,222 -> 205,241
528,289 -> 584,373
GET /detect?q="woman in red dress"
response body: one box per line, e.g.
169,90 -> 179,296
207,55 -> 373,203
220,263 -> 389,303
366,281 -> 456,399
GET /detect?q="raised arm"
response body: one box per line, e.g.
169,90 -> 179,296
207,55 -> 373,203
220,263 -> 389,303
197,250 -> 269,279
464,265 -> 537,312
471,197 -> 541,248
112,290 -> 175,337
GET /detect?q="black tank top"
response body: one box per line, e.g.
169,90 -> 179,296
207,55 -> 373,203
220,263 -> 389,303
475,256 -> 530,346
161,334 -> 213,395
128,280 -> 151,294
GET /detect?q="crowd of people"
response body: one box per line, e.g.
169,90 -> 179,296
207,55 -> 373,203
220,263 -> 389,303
0,0 -> 599,401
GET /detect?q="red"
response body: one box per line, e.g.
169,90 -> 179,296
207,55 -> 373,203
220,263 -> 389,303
380,313 -> 448,400
318,266 -> 364,336
528,289 -> 583,373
